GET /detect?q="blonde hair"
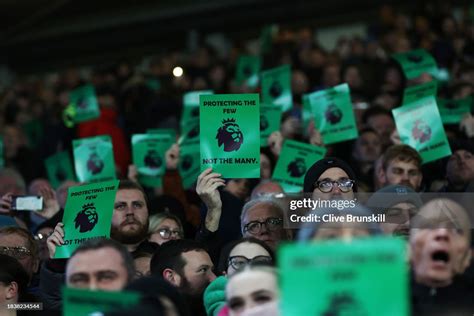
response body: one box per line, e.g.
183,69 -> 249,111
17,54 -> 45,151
148,212 -> 183,235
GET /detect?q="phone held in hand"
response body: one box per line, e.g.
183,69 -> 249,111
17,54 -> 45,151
11,196 -> 43,211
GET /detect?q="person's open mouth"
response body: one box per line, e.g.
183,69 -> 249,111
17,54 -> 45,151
430,249 -> 450,268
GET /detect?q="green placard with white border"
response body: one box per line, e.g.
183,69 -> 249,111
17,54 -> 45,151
132,133 -> 173,188
272,140 -> 326,192
308,83 -> 358,145
73,135 -> 116,183
69,85 -> 100,123
200,94 -> 260,178
279,237 -> 409,316
54,180 -> 119,259
261,65 -> 292,112
393,96 -> 451,163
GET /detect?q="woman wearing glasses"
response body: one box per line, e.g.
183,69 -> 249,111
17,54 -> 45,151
148,212 -> 184,245
204,238 -> 275,316
303,157 -> 358,200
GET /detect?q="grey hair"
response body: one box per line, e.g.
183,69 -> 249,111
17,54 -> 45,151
240,196 -> 285,234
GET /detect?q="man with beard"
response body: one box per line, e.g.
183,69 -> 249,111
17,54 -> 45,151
377,145 -> 423,192
150,239 -> 216,316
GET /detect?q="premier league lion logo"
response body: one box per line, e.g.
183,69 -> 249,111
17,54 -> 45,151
144,150 -> 162,169
87,153 -> 104,175
74,203 -> 99,233
287,158 -> 307,178
322,293 -> 367,316
190,107 -> 200,118
75,97 -> 88,110
260,115 -> 269,131
412,119 -> 432,144
325,103 -> 343,125
269,81 -> 282,99
180,155 -> 193,171
407,53 -> 423,63
55,167 -> 67,182
187,124 -> 199,139
216,118 -> 244,152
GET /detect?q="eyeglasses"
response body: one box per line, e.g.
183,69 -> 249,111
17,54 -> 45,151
243,218 -> 283,235
0,246 -> 32,260
157,228 -> 183,239
314,178 -> 354,193
228,255 -> 273,271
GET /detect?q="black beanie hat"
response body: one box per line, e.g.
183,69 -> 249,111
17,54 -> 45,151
303,157 -> 357,193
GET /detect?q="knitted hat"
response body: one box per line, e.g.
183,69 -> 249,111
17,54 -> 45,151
204,275 -> 228,316
303,157 -> 357,193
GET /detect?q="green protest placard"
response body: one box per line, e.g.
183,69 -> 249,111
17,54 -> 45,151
393,97 -> 451,163
179,142 -> 200,189
69,85 -> 100,123
54,180 -> 119,259
147,128 -> 177,141
200,94 -> 260,178
279,237 -> 408,316
272,140 -> 326,192
392,49 -> 438,80
178,118 -> 200,147
73,135 -> 116,183
302,94 -> 313,137
437,96 -> 473,125
260,105 -> 282,147
132,134 -> 173,188
402,80 -> 438,105
308,83 -> 358,145
45,151 -> 76,189
235,55 -> 261,88
181,90 -> 214,130
261,65 -> 292,112
63,287 -> 140,316
260,24 -> 278,55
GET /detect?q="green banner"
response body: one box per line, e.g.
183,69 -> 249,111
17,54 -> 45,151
45,151 -> 76,189
302,94 -> 313,137
179,142 -> 201,189
260,105 -> 282,147
393,97 -> 451,163
63,287 -> 140,316
200,94 -> 260,178
279,237 -> 408,316
392,49 -> 438,80
437,96 -> 473,125
147,128 -> 177,142
181,90 -> 213,131
132,134 -> 173,188
261,65 -> 292,112
73,135 -> 116,183
272,140 -> 326,192
402,80 -> 438,105
308,83 -> 358,144
69,85 -> 100,123
54,180 -> 119,259
235,55 -> 261,88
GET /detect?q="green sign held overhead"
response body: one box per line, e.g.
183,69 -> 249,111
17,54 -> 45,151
179,118 -> 200,147
73,135 -> 116,183
402,80 -> 438,105
261,65 -> 292,112
69,85 -> 100,123
308,83 -> 358,145
45,151 -> 76,189
235,55 -> 261,88
260,105 -> 282,147
200,94 -> 260,178
54,180 -> 119,259
437,96 -> 473,125
181,90 -> 213,131
279,237 -> 409,316
132,133 -> 173,188
63,287 -> 140,316
393,97 -> 451,163
272,140 -> 326,193
178,142 -> 201,189
147,128 -> 177,142
392,49 -> 438,80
